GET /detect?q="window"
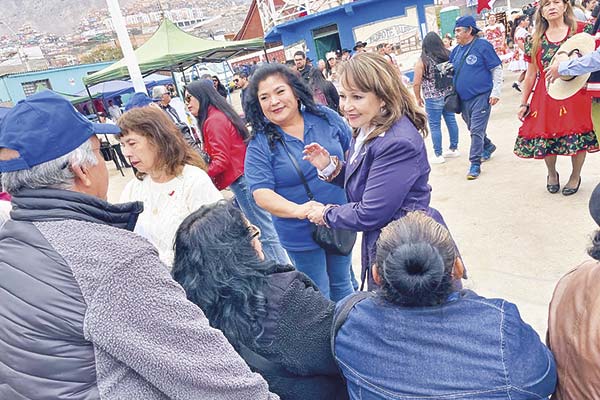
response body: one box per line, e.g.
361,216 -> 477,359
21,79 -> 52,97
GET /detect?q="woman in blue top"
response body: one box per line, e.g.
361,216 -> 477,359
244,63 -> 354,301
333,212 -> 557,399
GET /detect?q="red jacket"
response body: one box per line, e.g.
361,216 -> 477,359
202,106 -> 246,190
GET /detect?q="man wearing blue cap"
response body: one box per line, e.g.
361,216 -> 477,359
450,15 -> 503,180
0,91 -> 278,400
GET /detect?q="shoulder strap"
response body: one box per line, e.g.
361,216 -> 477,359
238,343 -> 296,378
454,38 -> 478,79
278,137 -> 314,200
330,291 -> 375,360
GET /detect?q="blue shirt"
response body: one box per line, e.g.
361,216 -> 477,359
334,290 -> 557,399
559,48 -> 600,75
245,107 -> 351,251
450,38 -> 501,101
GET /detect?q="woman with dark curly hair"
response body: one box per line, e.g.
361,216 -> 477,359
333,212 -> 556,399
243,63 -> 354,301
172,201 -> 348,400
548,183 -> 600,399
184,80 -> 289,265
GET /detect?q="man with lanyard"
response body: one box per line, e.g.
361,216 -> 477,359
450,15 -> 503,180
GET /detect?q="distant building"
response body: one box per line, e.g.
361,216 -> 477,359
0,61 -> 112,106
238,0 -> 438,77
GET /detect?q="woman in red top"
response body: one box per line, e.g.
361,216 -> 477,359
185,80 -> 290,265
515,0 -> 599,196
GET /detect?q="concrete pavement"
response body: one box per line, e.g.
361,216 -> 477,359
106,71 -> 600,336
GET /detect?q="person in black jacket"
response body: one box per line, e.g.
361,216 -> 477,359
172,200 -> 349,400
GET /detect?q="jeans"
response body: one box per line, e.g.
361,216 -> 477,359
230,175 -> 290,265
425,97 -> 459,156
460,91 -> 495,165
287,247 -> 354,302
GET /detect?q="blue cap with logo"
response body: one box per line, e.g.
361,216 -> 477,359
0,90 -> 120,172
455,15 -> 481,34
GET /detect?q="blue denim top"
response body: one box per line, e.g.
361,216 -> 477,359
245,107 -> 351,251
335,290 -> 556,399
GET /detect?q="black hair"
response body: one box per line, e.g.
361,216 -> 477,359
185,80 -> 250,141
375,212 -> 457,307
420,32 -> 450,72
234,71 -> 248,79
172,201 -> 272,349
294,50 -> 306,59
244,63 -> 326,147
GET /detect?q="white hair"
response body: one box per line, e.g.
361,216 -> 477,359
1,138 -> 98,194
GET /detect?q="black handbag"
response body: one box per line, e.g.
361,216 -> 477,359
444,38 -> 478,114
444,90 -> 462,114
278,138 -> 357,256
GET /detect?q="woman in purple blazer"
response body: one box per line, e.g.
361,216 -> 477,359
304,53 -> 447,289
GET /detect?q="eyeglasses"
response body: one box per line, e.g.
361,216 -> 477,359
233,79 -> 239,83
212,79 -> 218,83
247,224 -> 261,239
184,94 -> 192,104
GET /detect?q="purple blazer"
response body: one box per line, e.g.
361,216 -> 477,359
324,116 -> 444,288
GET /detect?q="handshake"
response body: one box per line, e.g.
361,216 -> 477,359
297,200 -> 327,225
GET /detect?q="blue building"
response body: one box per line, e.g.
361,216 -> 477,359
262,0 -> 439,66
0,62 -> 112,106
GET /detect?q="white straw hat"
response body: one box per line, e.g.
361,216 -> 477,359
547,33 -> 595,100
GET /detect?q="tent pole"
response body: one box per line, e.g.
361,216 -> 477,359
85,84 -> 98,116
263,46 -> 270,63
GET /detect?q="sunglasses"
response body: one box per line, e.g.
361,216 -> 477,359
184,94 -> 192,104
233,79 -> 239,83
247,224 -> 261,239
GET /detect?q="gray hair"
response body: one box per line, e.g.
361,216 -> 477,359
1,138 -> 98,194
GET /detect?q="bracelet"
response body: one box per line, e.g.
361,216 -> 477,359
519,104 -> 529,108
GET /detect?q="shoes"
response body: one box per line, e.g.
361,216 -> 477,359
443,149 -> 460,158
546,173 -> 560,194
467,164 -> 481,180
562,177 -> 581,196
512,82 -> 522,92
481,144 -> 497,162
430,155 -> 446,164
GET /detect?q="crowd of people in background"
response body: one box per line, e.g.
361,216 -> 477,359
5,2 -> 600,398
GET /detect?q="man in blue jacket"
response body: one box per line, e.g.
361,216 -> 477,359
0,91 -> 278,400
450,15 -> 503,180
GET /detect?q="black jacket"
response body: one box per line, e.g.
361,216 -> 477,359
247,264 -> 348,400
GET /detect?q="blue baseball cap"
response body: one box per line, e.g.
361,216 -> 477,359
455,15 -> 481,34
0,90 -> 120,173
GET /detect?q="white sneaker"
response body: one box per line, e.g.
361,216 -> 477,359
429,155 -> 446,164
443,149 -> 460,158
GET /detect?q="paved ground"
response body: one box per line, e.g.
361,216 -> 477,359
106,71 -> 600,336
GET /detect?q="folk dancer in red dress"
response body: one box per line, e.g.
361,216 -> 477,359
507,15 -> 532,92
484,14 -> 510,61
515,0 -> 599,196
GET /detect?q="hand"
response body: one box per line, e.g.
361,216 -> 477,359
544,63 -> 561,85
303,143 -> 331,170
489,97 -> 499,106
307,204 -> 327,225
517,104 -> 530,121
295,201 -> 323,220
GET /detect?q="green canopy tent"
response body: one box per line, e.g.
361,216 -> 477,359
83,19 -> 265,87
